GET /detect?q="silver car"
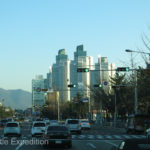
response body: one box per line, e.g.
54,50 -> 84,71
65,119 -> 81,134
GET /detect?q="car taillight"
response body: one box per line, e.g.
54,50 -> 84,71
88,123 -> 90,125
45,134 -> 49,138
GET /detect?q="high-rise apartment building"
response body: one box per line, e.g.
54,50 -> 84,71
52,49 -> 70,102
70,45 -> 94,100
32,75 -> 46,112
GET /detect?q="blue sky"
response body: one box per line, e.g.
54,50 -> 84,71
0,0 -> 150,92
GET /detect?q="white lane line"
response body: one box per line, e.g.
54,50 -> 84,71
72,135 -> 76,139
15,140 -> 24,150
87,143 -> 96,149
103,140 -> 118,147
105,135 -> 113,139
96,135 -> 104,139
130,135 -> 141,139
122,135 -> 131,139
78,135 -> 86,139
113,135 -> 122,139
88,135 -> 94,139
139,135 -> 146,138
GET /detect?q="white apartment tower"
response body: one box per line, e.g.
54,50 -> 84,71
52,49 -> 70,102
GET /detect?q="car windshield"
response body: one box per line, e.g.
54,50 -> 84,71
48,126 -> 68,131
6,123 -> 18,127
68,120 -> 79,124
33,123 -> 45,127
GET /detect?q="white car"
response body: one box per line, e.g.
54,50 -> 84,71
31,121 -> 46,137
4,121 -> 21,137
80,120 -> 91,130
65,119 -> 81,134
146,128 -> 150,138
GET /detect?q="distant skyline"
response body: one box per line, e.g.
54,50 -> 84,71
0,0 -> 150,92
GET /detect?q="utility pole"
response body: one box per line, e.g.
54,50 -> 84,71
58,97 -> 60,121
113,88 -> 117,128
134,69 -> 138,114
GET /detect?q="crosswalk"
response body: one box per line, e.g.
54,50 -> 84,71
0,134 -> 147,141
71,134 -> 147,140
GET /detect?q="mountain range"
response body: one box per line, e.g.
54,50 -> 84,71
0,88 -> 32,110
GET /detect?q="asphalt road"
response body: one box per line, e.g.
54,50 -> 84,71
0,122 -> 147,150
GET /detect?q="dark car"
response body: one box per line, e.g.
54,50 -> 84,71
43,125 -> 72,148
111,139 -> 150,150
0,119 -> 8,127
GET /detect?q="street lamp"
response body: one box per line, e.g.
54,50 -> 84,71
125,49 -> 150,56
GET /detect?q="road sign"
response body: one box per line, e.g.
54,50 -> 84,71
104,81 -> 108,85
80,98 -> 89,102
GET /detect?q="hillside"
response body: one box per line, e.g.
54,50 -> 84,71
0,88 -> 32,110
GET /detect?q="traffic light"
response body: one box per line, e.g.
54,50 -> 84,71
68,84 -> 76,88
77,68 -> 89,72
94,84 -> 103,87
117,67 -> 129,71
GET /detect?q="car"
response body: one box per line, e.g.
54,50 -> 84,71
65,119 -> 81,134
43,125 -> 72,148
111,139 -> 150,150
80,120 -> 91,130
0,119 -> 8,127
50,120 -> 59,125
4,121 -> 21,137
43,118 -> 50,126
31,121 -> 46,137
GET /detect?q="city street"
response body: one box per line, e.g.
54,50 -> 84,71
0,122 -> 147,150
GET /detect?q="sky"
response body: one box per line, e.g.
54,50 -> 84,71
0,0 -> 150,92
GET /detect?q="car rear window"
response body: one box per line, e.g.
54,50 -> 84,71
81,121 -> 89,123
68,120 -> 79,124
7,123 -> 18,127
48,126 -> 68,131
34,123 -> 45,127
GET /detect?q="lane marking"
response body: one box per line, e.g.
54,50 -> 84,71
97,135 -> 104,139
88,135 -> 94,139
87,143 -> 96,149
79,135 -> 86,139
15,140 -> 24,150
105,135 -> 113,139
103,140 -> 118,147
122,135 -> 131,139
113,135 -> 122,139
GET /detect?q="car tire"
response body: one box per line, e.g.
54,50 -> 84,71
67,143 -> 72,148
43,144 -> 48,149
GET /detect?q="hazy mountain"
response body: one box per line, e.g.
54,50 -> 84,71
0,88 -> 32,110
